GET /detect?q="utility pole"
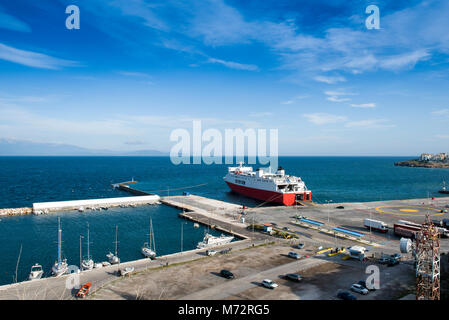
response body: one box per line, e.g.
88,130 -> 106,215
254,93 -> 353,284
325,200 -> 332,224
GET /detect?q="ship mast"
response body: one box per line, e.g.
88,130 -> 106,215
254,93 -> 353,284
57,217 -> 62,264
114,225 -> 119,256
86,223 -> 91,260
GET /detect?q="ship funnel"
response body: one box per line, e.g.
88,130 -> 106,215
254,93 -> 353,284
276,166 -> 285,176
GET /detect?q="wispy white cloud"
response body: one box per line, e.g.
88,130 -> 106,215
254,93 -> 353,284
117,71 -> 152,78
327,96 -> 351,102
303,113 -> 347,125
345,119 -> 395,128
280,94 -> 308,105
0,10 -> 31,32
350,103 -> 376,108
432,109 -> 449,116
436,134 -> 449,139
0,43 -> 78,69
249,112 -> 272,117
207,57 -> 259,71
314,75 -> 346,84
324,89 -> 355,103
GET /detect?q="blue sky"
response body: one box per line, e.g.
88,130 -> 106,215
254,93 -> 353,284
0,0 -> 448,155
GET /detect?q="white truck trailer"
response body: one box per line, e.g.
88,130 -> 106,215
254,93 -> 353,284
364,218 -> 388,233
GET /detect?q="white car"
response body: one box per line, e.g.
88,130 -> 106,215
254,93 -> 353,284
288,251 -> 301,259
351,283 -> 369,295
262,279 -> 278,289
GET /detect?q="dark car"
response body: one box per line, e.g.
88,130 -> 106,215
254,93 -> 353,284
285,273 -> 302,282
336,206 -> 345,209
337,291 -> 357,300
387,258 -> 399,267
433,220 -> 443,227
220,269 -> 234,279
358,280 -> 376,291
391,253 -> 401,261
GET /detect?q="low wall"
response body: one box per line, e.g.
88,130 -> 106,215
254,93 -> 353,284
33,195 -> 160,213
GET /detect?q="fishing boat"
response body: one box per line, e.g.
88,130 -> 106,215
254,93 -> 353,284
28,263 -> 44,281
439,181 -> 449,194
141,217 -> 156,259
51,217 -> 68,277
197,233 -> 234,249
81,223 -> 94,270
106,225 -> 120,264
76,282 -> 91,298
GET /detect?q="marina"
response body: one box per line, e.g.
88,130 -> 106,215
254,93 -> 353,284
0,157 -> 449,299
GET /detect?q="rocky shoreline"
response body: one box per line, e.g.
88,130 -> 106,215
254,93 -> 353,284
395,160 -> 449,169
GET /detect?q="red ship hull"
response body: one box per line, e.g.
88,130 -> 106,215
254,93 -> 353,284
225,181 -> 310,206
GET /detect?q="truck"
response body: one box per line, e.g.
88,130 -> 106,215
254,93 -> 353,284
348,246 -> 367,261
364,218 -> 388,233
393,223 -> 421,239
436,227 -> 449,238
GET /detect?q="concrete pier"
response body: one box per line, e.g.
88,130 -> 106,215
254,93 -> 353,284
32,195 -> 160,213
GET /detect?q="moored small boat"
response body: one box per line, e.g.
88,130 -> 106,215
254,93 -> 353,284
76,282 -> 91,298
28,263 -> 44,281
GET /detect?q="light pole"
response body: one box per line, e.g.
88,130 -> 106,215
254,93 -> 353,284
180,221 -> 187,253
325,200 -> 333,224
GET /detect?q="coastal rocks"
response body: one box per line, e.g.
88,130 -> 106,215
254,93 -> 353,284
394,160 -> 449,169
0,207 -> 32,216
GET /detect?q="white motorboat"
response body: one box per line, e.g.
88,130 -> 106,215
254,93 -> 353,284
197,233 -> 234,249
52,217 -> 68,277
141,217 -> 156,259
28,264 -> 44,281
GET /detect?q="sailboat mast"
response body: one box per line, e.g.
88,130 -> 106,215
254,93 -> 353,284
87,223 -> 90,259
79,235 -> 82,269
150,218 -> 155,252
115,225 -> 118,256
57,217 -> 62,264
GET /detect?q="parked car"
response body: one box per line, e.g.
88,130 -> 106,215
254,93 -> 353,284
206,250 -> 217,256
433,220 -> 443,227
350,283 -> 369,295
296,243 -> 305,249
378,256 -> 390,264
387,259 -> 399,267
391,253 -> 401,261
288,251 -> 301,259
285,273 -> 302,282
220,269 -> 234,279
283,226 -> 290,231
358,280 -> 376,291
261,279 -> 278,289
337,291 -> 357,300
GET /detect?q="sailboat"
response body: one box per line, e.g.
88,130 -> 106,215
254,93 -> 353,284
106,225 -> 120,264
81,223 -> 94,270
28,263 -> 44,281
141,217 -> 156,259
51,217 -> 68,277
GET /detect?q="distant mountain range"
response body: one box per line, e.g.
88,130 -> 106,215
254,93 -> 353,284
0,139 -> 168,156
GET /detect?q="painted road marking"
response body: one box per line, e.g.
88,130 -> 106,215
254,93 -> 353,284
376,205 -> 444,217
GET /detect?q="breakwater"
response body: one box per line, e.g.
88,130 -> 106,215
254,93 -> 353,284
0,207 -> 32,216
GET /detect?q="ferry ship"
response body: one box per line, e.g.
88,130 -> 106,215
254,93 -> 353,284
223,163 -> 311,206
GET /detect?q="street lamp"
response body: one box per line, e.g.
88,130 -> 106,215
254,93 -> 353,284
325,200 -> 333,224
180,221 -> 187,253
